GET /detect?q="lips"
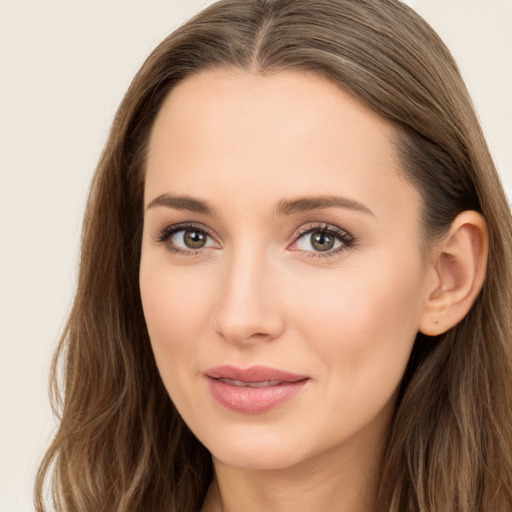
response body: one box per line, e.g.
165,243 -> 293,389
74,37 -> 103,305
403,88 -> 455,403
217,378 -> 283,387
205,365 -> 309,414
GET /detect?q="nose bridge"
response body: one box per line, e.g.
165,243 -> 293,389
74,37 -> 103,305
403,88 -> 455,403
213,241 -> 284,344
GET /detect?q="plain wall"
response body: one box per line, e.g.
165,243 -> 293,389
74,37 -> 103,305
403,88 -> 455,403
1,1 -> 510,510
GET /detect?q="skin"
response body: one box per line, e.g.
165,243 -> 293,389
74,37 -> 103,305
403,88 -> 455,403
140,69 -> 438,512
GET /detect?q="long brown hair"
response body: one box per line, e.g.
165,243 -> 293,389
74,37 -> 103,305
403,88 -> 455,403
35,1 -> 512,510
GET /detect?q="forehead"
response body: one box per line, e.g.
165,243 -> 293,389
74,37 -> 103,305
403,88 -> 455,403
145,68 -> 419,224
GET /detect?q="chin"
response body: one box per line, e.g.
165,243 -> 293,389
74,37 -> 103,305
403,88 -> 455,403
199,426 -> 317,471
211,446 -> 307,471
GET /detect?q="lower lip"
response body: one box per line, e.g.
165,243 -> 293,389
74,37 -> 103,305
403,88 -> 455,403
207,377 -> 308,414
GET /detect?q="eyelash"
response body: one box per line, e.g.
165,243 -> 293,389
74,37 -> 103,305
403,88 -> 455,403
155,222 -> 216,257
292,223 -> 354,258
154,222 -> 354,258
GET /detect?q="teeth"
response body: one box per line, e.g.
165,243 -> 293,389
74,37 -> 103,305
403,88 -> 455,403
249,380 -> 281,387
218,378 -> 281,387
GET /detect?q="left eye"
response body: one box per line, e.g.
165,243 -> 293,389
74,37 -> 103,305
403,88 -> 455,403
292,227 -> 353,253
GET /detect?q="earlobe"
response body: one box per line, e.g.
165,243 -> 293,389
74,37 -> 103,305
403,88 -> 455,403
419,211 -> 488,336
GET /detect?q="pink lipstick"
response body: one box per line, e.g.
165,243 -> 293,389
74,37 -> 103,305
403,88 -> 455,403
205,365 -> 309,414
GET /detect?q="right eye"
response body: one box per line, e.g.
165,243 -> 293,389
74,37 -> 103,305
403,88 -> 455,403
156,224 -> 219,255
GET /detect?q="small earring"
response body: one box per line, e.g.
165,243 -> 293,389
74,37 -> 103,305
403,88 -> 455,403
433,318 -> 439,325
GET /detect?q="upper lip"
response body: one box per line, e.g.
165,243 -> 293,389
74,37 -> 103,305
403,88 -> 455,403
205,365 -> 309,383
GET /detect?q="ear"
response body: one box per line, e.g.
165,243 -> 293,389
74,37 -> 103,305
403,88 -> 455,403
419,211 -> 488,336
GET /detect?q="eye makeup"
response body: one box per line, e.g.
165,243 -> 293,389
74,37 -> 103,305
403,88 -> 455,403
289,222 -> 355,258
154,221 -> 219,256
153,220 -> 355,259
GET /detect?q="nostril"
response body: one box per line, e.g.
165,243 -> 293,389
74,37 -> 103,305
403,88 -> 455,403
216,329 -> 275,344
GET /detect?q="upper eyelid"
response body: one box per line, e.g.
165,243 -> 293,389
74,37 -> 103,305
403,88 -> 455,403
293,222 -> 353,239
156,221 -> 217,240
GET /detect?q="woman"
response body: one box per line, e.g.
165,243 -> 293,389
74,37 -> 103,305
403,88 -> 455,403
35,0 -> 512,511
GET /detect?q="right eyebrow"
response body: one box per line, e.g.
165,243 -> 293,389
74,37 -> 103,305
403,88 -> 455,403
146,194 -> 215,215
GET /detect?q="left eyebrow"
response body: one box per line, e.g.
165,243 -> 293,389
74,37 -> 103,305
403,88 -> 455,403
274,195 -> 374,217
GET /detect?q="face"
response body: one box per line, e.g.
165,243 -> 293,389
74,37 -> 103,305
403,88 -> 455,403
140,69 -> 432,471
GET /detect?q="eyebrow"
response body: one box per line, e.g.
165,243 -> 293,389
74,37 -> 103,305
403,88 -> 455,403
146,194 -> 215,215
146,193 -> 373,217
275,195 -> 374,216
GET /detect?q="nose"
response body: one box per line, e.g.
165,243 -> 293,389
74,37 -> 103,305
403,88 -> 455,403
213,247 -> 285,345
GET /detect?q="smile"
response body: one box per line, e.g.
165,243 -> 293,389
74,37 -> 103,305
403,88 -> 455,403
205,365 -> 310,414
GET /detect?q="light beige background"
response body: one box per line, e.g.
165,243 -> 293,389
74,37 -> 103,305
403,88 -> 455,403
1,1 -> 510,510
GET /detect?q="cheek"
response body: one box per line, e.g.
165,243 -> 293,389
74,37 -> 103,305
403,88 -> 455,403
140,255 -> 213,334
139,256 -> 218,389
286,253 -> 425,381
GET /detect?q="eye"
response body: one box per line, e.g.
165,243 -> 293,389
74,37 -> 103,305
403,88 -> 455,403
155,223 -> 219,254
174,229 -> 211,249
290,224 -> 354,256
